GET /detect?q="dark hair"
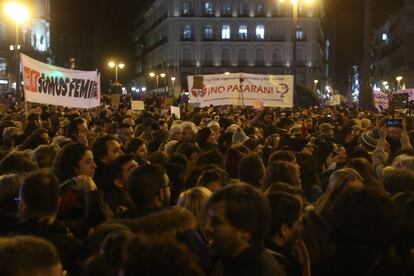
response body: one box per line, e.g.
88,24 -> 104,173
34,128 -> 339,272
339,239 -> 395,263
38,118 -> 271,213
268,150 -> 296,165
196,167 -> 229,190
127,164 -> 167,209
20,133 -> 49,150
332,188 -> 398,254
169,153 -> 188,168
262,161 -> 300,192
196,149 -> 224,167
92,135 -> 117,165
382,168 -> 414,194
66,117 -> 85,140
165,162 -> 187,205
264,182 -> 303,198
0,153 -> 38,175
238,154 -> 265,188
106,154 -> 136,189
206,184 -> 270,242
20,170 -> 60,217
176,142 -> 199,160
267,192 -> 302,237
0,236 -> 61,276
122,236 -> 204,276
147,151 -> 169,166
345,158 -> 381,190
0,174 -> 21,213
125,138 -> 146,155
295,152 -> 321,191
52,142 -> 89,182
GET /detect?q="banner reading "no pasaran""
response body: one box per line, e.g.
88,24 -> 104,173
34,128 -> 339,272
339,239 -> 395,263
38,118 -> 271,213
188,73 -> 294,108
22,54 -> 100,109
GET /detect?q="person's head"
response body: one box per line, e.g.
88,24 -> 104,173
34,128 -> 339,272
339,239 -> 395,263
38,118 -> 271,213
181,121 -> 198,142
19,170 -> 60,219
303,116 -> 313,130
207,120 -> 220,135
125,137 -> 148,161
0,236 -> 62,276
20,133 -> 49,151
92,135 -> 124,166
0,174 -> 21,213
196,128 -> 217,150
205,184 -> 270,258
267,192 -> 303,247
177,186 -> 212,239
121,235 -> 204,276
268,150 -> 297,165
196,166 -> 229,193
262,161 -> 301,192
316,168 -> 364,219
340,126 -> 355,143
319,123 -> 335,137
238,154 -> 265,188
169,124 -> 184,141
295,152 -> 321,190
118,124 -> 135,147
106,154 -> 138,191
127,164 -> 170,211
332,188 -> 398,255
52,142 -> 96,182
32,145 -> 59,168
345,158 -> 380,189
264,133 -> 281,148
90,124 -> 107,140
382,168 -> 414,194
66,117 -> 88,140
2,126 -> 22,148
176,142 -> 199,165
0,153 -> 38,175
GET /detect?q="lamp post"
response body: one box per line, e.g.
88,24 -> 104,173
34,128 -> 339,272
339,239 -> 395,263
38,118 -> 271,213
4,2 -> 30,106
108,61 -> 125,86
361,0 -> 373,110
396,76 -> 403,90
149,72 -> 166,93
171,77 -> 176,96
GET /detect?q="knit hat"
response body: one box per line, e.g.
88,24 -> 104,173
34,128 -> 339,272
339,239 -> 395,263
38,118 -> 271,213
232,128 -> 249,145
196,128 -> 213,149
359,128 -> 380,151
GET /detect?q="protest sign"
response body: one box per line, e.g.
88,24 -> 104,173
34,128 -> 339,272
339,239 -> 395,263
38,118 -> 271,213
171,106 -> 181,119
329,95 -> 341,106
373,89 -> 389,111
188,73 -> 294,108
21,54 -> 100,109
131,100 -> 145,111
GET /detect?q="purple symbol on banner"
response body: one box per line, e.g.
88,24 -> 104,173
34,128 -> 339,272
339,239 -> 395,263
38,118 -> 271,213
276,83 -> 289,98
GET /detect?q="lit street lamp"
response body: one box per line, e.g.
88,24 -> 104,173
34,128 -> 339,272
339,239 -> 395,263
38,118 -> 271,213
396,76 -> 403,90
171,77 -> 176,96
108,61 -> 125,86
149,72 -> 166,93
4,2 -> 30,105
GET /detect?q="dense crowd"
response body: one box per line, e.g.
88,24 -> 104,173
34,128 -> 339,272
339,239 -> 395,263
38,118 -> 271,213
0,99 -> 413,276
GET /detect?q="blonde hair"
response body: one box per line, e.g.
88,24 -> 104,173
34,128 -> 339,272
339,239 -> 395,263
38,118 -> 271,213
177,187 -> 212,239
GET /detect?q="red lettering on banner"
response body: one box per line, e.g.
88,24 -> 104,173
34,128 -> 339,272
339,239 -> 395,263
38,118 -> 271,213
264,87 -> 271,94
251,85 -> 257,93
23,67 -> 40,93
257,86 -> 263,93
218,86 -> 225,93
227,85 -> 233,92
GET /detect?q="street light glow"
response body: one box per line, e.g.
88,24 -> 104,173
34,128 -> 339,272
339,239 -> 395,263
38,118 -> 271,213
224,72 -> 231,75
149,72 -> 155,77
108,61 -> 115,68
314,79 -> 319,84
171,77 -> 176,81
290,0 -> 298,5
160,73 -> 166,78
118,63 -> 125,69
382,81 -> 388,86
142,87 -> 147,92
4,2 -> 30,23
396,76 -> 403,82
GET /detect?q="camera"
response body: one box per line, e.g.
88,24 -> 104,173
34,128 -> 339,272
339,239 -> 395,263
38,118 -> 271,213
386,119 -> 402,128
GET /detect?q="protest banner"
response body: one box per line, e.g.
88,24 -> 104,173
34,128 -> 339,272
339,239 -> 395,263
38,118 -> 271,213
171,106 -> 181,119
21,54 -> 100,109
188,73 -> 294,108
131,100 -> 145,111
373,89 -> 389,111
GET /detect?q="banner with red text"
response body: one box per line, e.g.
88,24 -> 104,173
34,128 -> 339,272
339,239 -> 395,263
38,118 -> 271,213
188,73 -> 294,108
394,89 -> 414,102
21,54 -> 100,109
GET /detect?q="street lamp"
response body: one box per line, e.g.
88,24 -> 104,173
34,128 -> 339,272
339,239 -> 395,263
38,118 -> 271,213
313,79 -> 319,94
108,61 -> 125,86
4,2 -> 30,105
149,72 -> 166,93
396,76 -> 403,90
171,77 -> 176,96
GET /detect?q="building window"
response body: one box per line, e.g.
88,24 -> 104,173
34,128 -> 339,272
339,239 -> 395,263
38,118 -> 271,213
296,27 -> 304,40
222,25 -> 231,40
182,1 -> 192,16
239,0 -> 248,16
183,48 -> 192,65
275,1 -> 283,16
183,24 -> 192,39
222,1 -> 232,16
256,2 -> 264,16
204,48 -> 213,65
272,49 -> 282,65
222,48 -> 231,66
382,33 -> 388,41
256,25 -> 265,39
204,25 -> 214,39
256,48 -> 265,66
239,48 -> 248,66
204,1 -> 214,15
239,25 -> 248,39
0,62 -> 6,72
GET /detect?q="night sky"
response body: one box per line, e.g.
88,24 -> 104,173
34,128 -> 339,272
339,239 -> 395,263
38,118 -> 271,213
51,0 -> 402,92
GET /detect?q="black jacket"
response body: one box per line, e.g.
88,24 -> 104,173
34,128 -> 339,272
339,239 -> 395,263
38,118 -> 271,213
266,241 -> 303,276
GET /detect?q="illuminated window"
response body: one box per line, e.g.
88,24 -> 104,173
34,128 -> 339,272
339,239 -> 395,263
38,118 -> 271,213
183,24 -> 192,39
222,25 -> 231,39
296,27 -> 304,39
382,33 -> 388,41
256,2 -> 264,16
204,25 -> 213,39
222,1 -> 232,16
204,1 -> 214,15
239,25 -> 248,39
256,25 -> 265,39
182,1 -> 191,15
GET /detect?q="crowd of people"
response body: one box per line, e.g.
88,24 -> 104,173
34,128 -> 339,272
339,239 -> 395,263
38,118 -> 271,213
0,99 -> 413,276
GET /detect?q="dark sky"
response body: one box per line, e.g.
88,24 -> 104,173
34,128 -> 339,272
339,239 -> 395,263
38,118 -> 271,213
51,0 -> 402,91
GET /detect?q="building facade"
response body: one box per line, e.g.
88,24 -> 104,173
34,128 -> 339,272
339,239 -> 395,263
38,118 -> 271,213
133,0 -> 329,102
0,0 -> 51,94
372,0 -> 414,91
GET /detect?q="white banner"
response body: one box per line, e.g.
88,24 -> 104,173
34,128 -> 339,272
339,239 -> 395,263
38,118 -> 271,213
188,73 -> 294,108
329,95 -> 341,106
395,89 -> 414,102
21,54 -> 100,109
